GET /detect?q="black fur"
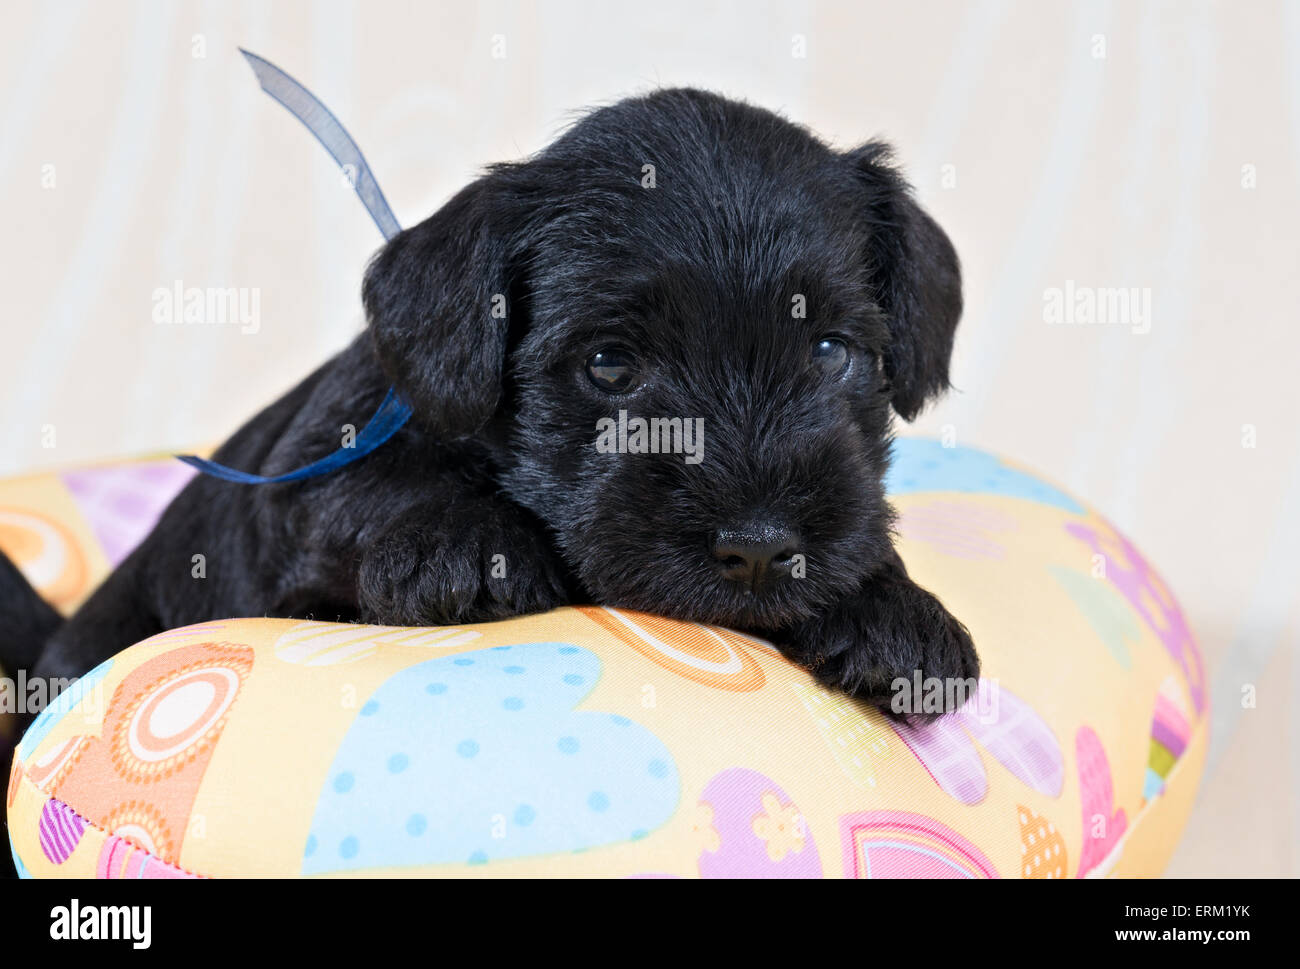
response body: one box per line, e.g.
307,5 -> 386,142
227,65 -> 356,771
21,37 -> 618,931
3,88 -> 976,713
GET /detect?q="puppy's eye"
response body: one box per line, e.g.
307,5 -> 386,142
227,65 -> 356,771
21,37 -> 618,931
811,337 -> 850,379
585,348 -> 640,393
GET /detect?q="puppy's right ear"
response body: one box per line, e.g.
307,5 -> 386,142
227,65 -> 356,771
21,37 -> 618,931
362,175 -> 516,438
845,142 -> 962,422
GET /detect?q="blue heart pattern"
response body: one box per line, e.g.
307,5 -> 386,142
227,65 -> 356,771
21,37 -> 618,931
887,439 -> 1084,514
302,642 -> 680,873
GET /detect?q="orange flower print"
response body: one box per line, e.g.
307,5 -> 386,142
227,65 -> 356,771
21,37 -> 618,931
751,792 -> 806,862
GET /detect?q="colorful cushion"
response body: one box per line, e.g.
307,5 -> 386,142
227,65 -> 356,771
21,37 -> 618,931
5,440 -> 1208,877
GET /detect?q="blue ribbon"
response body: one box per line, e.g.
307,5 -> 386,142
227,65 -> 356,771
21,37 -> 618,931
237,48 -> 401,240
178,387 -> 413,484
178,49 -> 411,484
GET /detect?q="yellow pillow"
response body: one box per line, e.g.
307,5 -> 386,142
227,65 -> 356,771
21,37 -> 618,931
6,440 -> 1207,877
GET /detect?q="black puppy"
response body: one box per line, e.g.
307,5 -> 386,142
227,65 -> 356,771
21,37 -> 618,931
4,88 -> 977,707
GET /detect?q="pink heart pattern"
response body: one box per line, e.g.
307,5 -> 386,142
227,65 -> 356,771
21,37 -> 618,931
1075,726 -> 1127,877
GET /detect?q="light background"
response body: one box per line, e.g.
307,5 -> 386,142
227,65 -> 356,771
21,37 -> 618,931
2,0 -> 1296,876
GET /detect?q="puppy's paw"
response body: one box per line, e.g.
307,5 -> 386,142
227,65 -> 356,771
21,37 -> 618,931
358,508 -> 569,625
775,558 -> 978,714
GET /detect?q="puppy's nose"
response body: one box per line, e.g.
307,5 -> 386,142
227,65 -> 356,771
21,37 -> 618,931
710,524 -> 801,588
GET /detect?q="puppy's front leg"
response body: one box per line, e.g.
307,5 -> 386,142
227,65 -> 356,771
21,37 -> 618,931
772,550 -> 978,712
357,495 -> 571,626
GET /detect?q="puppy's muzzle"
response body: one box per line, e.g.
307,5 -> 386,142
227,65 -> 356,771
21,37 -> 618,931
710,522 -> 801,592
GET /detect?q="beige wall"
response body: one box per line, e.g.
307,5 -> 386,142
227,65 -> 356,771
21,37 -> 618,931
2,0 -> 1296,875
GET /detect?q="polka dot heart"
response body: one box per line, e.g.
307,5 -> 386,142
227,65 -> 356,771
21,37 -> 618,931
302,642 -> 680,873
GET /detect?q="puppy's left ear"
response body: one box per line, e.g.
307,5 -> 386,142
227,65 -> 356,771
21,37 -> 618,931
362,172 -> 521,439
845,142 -> 962,421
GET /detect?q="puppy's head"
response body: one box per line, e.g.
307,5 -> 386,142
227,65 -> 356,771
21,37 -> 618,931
363,89 -> 961,630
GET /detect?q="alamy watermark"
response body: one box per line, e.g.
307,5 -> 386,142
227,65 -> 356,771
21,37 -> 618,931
152,280 -> 261,334
50,900 -> 151,949
595,410 -> 705,465
1043,280 -> 1151,335
0,672 -> 102,719
890,672 -> 999,722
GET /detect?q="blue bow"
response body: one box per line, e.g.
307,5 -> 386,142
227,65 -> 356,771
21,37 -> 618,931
178,49 -> 411,484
